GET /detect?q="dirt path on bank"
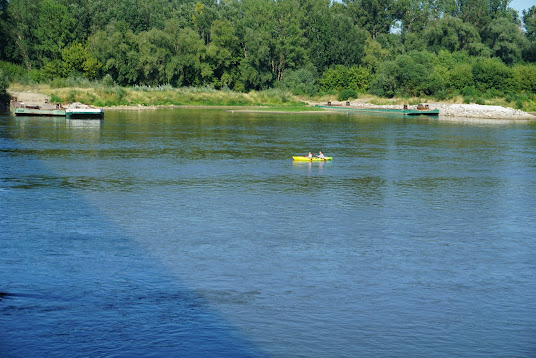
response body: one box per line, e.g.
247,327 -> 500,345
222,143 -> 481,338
8,90 -> 50,105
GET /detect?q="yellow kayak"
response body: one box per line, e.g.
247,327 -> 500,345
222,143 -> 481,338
293,156 -> 333,162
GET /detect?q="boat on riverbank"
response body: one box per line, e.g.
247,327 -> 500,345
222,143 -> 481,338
66,103 -> 104,119
316,103 -> 439,116
11,98 -> 103,119
11,99 -> 66,116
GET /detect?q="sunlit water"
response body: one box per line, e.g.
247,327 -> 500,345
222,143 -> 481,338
1,109 -> 535,357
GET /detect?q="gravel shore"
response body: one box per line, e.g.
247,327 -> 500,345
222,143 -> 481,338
431,103 -> 535,119
323,101 -> 535,120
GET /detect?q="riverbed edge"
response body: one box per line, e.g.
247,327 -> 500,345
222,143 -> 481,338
7,90 -> 536,120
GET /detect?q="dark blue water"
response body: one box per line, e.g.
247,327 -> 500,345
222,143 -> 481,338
1,109 -> 536,357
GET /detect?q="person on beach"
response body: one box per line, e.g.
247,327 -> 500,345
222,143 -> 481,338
316,151 -> 325,159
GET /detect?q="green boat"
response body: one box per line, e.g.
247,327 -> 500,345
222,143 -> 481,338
11,100 -> 66,116
315,104 -> 439,116
66,108 -> 104,119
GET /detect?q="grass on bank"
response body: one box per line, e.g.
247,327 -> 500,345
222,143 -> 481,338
8,82 -> 536,113
9,83 -> 311,108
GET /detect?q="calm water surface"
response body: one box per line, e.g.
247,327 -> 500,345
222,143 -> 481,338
1,109 -> 536,357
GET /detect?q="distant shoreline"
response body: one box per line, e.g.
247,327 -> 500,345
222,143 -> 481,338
8,90 -> 536,120
103,102 -> 536,119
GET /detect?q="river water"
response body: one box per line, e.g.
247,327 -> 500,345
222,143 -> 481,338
1,109 -> 535,357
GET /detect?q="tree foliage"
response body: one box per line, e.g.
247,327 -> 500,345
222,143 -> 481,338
0,0 -> 534,99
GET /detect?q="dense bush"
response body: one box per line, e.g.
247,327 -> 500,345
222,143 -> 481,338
472,57 -> 514,93
513,64 -> 536,93
318,65 -> 372,93
337,88 -> 357,101
278,67 -> 318,96
446,63 -> 474,91
0,69 -> 10,110
0,61 -> 28,81
370,52 -> 437,97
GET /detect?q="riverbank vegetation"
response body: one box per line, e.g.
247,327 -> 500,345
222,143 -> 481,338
1,0 -> 536,111
0,68 -> 10,110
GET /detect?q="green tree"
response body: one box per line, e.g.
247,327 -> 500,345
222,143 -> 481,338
483,17 -> 528,64
34,0 -> 76,63
136,28 -> 173,85
270,0 -> 308,81
343,0 -> 396,39
90,22 -> 140,85
522,6 -> 536,62
167,25 -> 206,86
523,6 -> 536,41
362,37 -> 390,73
4,0 -> 39,69
205,20 -> 241,88
424,16 -> 482,53
298,0 -> 332,71
326,14 -> 368,67
237,0 -> 276,90
370,51 -> 438,97
67,39 -> 103,80
394,0 -> 434,34
278,66 -> 318,96
0,0 -> 9,62
459,0 -> 491,31
300,0 -> 368,72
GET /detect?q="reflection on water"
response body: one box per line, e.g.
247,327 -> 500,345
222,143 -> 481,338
438,115 -> 536,126
67,118 -> 102,128
1,109 -> 536,357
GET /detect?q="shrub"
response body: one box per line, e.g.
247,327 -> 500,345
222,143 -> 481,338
318,65 -> 372,93
279,67 -> 318,96
462,85 -> 482,98
434,89 -> 450,101
472,57 -> 514,92
101,74 -> 115,88
50,94 -> 62,103
369,51 -> 441,97
338,88 -> 357,101
0,61 -> 27,82
512,64 -> 536,93
446,63 -> 474,91
0,69 -> 10,109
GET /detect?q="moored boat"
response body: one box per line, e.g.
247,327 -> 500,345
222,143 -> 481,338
11,98 -> 104,119
66,103 -> 104,119
316,103 -> 439,116
11,99 -> 65,116
66,108 -> 104,119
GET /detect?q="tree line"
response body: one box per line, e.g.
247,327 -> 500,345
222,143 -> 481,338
1,0 -> 536,103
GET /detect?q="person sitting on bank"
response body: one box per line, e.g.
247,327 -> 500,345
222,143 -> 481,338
317,151 -> 325,159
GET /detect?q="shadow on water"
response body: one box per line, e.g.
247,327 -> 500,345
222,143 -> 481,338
3,110 -> 536,358
0,126 -> 267,357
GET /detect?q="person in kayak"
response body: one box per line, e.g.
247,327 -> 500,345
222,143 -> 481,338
316,151 -> 325,159
307,152 -> 313,158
